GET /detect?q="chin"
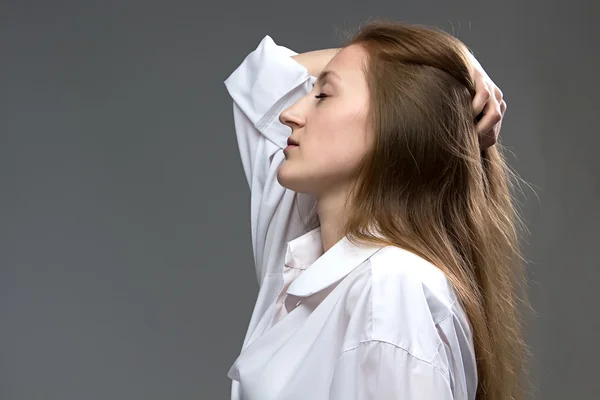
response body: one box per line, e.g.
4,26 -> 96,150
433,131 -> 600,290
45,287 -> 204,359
277,163 -> 309,193
277,163 -> 296,190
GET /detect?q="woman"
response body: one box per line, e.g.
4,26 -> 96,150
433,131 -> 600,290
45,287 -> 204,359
223,20 -> 529,400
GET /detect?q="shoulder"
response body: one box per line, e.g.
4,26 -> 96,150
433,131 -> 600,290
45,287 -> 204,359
369,246 -> 459,312
361,246 -> 462,361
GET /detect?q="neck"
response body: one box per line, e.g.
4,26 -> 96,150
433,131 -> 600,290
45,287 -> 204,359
316,185 -> 350,253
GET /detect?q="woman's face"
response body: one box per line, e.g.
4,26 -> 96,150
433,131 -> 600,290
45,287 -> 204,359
277,44 -> 373,196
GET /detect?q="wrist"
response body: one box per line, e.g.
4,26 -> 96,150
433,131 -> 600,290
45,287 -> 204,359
292,48 -> 340,77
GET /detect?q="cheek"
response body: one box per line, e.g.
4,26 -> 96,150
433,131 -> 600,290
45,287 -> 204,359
305,130 -> 367,174
277,131 -> 369,193
308,112 -> 369,165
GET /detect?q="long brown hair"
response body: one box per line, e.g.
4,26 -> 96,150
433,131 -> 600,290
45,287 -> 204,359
303,20 -> 533,399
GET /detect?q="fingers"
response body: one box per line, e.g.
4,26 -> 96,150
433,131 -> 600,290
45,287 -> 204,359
474,78 -> 506,142
469,59 -> 506,149
476,96 -> 502,136
500,99 -> 507,114
472,84 -> 490,117
494,86 -> 503,101
475,84 -> 503,150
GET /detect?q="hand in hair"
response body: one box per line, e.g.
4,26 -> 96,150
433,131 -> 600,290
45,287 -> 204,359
466,51 -> 507,150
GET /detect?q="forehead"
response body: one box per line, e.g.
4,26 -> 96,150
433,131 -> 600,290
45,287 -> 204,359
325,44 -> 368,87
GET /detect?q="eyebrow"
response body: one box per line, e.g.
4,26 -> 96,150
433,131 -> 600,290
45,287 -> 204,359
315,70 -> 341,87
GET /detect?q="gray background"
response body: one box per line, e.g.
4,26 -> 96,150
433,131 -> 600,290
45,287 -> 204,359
1,0 -> 598,399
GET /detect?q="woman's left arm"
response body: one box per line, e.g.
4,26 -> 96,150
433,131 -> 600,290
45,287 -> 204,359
328,340 -> 454,400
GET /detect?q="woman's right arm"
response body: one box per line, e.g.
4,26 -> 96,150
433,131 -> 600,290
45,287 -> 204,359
224,36 -> 336,287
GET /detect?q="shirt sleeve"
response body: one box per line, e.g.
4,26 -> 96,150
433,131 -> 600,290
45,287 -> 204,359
329,340 -> 455,400
224,36 -> 317,285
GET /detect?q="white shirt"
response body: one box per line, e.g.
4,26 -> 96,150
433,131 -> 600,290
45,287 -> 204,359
223,35 -> 478,400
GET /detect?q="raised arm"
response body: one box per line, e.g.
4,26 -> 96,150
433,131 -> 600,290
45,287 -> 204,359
224,36 -> 336,287
291,48 -> 339,78
298,43 -> 505,150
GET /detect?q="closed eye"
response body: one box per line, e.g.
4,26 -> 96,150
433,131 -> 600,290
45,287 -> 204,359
315,93 -> 329,101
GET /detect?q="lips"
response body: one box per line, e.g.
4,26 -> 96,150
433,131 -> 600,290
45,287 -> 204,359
287,137 -> 299,146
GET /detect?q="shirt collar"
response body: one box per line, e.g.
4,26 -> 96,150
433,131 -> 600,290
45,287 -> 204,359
284,226 -> 386,298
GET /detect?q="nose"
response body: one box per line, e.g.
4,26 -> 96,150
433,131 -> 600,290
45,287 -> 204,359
279,99 -> 305,130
